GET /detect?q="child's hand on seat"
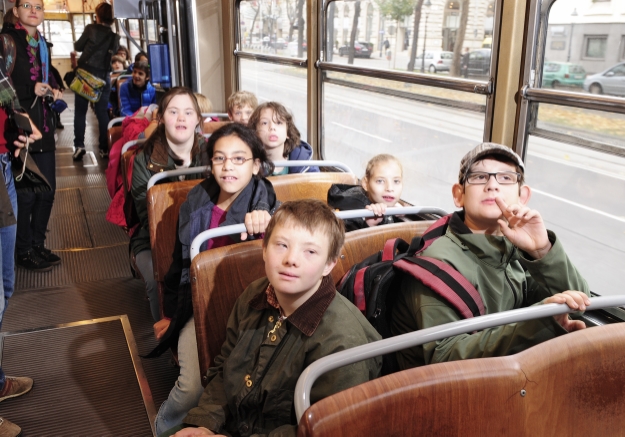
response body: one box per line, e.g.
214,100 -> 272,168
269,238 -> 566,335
365,203 -> 387,227
495,197 -> 551,259
241,210 -> 272,241
153,318 -> 171,340
543,290 -> 590,332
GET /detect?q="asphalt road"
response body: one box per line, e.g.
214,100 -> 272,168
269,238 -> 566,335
241,62 -> 625,297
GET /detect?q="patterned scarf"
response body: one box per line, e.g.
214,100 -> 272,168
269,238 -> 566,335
15,22 -> 48,84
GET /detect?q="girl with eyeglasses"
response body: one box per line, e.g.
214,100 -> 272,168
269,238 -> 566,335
2,0 -> 63,272
147,122 -> 279,435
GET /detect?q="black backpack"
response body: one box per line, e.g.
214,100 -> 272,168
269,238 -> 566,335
337,215 -> 485,374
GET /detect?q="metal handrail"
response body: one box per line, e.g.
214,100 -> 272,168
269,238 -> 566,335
234,50 -> 308,68
107,117 -> 125,130
146,160 -> 354,190
294,295 -> 625,422
121,139 -> 146,154
522,85 -> 625,115
318,61 -> 493,95
202,113 -> 229,119
190,206 -> 448,260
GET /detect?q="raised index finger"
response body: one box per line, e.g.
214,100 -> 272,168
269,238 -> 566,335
495,196 -> 510,217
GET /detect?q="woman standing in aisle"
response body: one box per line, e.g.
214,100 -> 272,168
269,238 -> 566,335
72,2 -> 120,160
2,0 -> 62,271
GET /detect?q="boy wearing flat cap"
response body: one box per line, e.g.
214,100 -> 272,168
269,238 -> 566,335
391,143 -> 590,369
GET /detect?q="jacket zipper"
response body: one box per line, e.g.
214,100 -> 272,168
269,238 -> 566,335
504,250 -> 518,308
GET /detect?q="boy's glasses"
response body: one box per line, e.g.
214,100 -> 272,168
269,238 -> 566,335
211,156 -> 253,166
19,3 -> 44,11
466,171 -> 520,185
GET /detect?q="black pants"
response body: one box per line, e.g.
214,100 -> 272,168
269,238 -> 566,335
15,151 -> 56,254
74,72 -> 111,151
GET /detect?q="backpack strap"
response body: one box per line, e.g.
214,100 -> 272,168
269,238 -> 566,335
382,238 -> 409,261
394,256 -> 485,319
405,214 -> 453,255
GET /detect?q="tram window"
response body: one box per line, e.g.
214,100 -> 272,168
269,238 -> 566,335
325,0 -> 493,78
239,0 -> 307,59
73,14 -> 92,39
526,0 -> 625,297
46,20 -> 73,57
238,58 -> 308,140
322,71 -> 487,211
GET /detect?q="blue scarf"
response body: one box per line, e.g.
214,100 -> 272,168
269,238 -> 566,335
37,31 -> 48,84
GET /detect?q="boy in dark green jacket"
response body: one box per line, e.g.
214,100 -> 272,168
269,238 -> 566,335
391,143 -> 590,369
167,199 -> 381,437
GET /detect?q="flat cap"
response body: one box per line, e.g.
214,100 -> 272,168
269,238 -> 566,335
459,142 -> 525,183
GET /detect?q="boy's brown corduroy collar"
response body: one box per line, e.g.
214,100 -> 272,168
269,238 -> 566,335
249,275 -> 336,337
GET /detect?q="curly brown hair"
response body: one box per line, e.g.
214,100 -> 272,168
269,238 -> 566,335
248,102 -> 301,158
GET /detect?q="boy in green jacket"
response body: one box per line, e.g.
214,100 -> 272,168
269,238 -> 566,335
167,199 -> 382,437
391,142 -> 590,369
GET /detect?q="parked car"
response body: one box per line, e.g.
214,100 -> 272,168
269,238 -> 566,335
338,42 -> 371,58
287,39 -> 307,57
358,41 -> 374,52
583,62 -> 625,96
542,62 -> 586,89
415,51 -> 453,73
272,38 -> 287,50
468,49 -> 491,75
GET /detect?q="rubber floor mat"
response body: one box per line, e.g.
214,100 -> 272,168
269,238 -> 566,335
0,319 -> 155,436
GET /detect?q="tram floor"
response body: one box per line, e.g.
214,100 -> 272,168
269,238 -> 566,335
1,93 -> 178,436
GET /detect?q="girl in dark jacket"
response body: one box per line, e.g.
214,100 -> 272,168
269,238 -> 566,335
328,153 -> 405,231
130,87 -> 207,322
149,123 -> 279,435
72,2 -> 120,160
3,0 -> 63,271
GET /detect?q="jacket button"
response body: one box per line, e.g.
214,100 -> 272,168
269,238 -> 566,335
240,423 -> 249,433
270,334 -> 277,342
246,379 -> 253,387
268,316 -> 274,323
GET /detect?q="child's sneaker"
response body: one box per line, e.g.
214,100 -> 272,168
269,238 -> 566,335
0,417 -> 21,437
0,376 -> 33,403
72,148 -> 86,161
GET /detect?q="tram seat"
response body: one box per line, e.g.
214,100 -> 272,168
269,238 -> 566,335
147,172 -> 360,307
297,322 -> 625,437
191,220 -> 433,385
108,126 -> 123,152
203,120 -> 230,134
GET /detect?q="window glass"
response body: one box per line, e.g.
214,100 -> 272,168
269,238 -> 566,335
322,71 -> 487,210
239,0 -> 307,59
525,131 -> 625,296
47,21 -> 73,57
73,14 -> 92,39
147,19 -> 157,43
238,59 -> 308,140
530,0 -> 625,296
584,36 -> 607,58
325,0 -> 492,78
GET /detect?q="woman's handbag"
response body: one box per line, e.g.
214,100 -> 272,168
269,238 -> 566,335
69,68 -> 106,102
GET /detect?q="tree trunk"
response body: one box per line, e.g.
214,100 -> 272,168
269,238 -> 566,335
287,0 -> 296,43
348,1 -> 361,64
249,6 -> 259,46
450,0 -> 469,76
327,2 -> 335,62
296,0 -> 305,57
407,0 -> 423,71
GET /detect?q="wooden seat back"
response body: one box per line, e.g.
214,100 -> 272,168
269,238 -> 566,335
108,126 -> 123,152
203,120 -> 230,134
297,323 -> 625,436
146,172 -> 359,287
191,221 -> 431,384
